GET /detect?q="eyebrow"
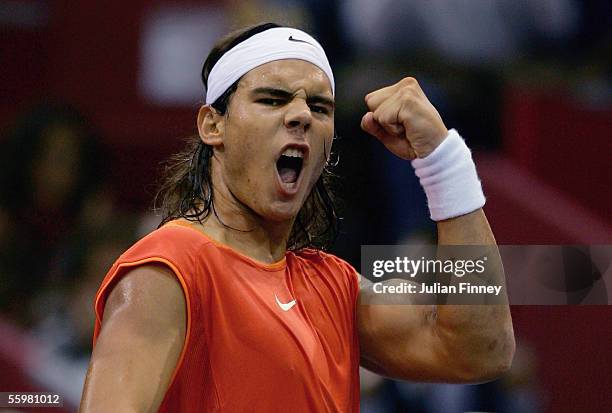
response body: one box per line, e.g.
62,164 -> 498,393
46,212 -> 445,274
251,87 -> 335,109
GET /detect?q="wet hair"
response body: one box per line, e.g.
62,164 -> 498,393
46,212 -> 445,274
155,22 -> 340,251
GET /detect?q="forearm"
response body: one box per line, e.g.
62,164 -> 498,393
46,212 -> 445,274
434,208 -> 515,380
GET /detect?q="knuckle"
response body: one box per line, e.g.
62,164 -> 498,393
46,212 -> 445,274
373,113 -> 387,126
397,92 -> 415,109
379,113 -> 393,126
398,106 -> 412,120
401,77 -> 418,86
400,88 -> 413,100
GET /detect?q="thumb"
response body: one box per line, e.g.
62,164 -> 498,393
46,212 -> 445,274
360,112 -> 417,160
361,112 -> 389,141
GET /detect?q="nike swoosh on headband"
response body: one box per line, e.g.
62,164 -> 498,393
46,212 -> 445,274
288,35 -> 314,46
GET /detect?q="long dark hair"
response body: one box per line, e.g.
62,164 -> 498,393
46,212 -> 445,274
154,23 -> 340,251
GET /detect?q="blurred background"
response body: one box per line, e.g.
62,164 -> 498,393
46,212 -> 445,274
1,0 -> 611,412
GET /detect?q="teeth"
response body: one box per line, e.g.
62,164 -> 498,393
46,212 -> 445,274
281,148 -> 304,158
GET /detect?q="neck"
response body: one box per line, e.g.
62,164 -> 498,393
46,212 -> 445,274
195,181 -> 295,265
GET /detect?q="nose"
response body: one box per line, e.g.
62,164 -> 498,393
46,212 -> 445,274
283,99 -> 311,132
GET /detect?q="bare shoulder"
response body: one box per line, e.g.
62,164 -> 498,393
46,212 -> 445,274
102,264 -> 186,329
79,264 -> 187,413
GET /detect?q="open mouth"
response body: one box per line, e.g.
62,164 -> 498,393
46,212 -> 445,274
276,148 -> 304,186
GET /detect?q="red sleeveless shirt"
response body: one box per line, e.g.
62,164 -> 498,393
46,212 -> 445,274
93,220 -> 361,412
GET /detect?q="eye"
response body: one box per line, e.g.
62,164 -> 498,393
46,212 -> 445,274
309,105 -> 329,115
257,98 -> 284,106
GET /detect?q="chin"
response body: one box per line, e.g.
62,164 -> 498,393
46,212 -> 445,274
262,200 -> 303,222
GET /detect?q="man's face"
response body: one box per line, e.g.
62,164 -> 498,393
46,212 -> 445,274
213,59 -> 335,222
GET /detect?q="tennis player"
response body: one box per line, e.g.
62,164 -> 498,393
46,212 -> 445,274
79,23 -> 514,412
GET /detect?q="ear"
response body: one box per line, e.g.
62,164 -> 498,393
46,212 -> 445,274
197,105 -> 224,147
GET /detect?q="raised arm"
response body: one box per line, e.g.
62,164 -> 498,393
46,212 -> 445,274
358,77 -> 515,383
79,264 -> 187,413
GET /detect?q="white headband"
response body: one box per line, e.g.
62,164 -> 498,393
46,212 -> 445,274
205,27 -> 335,105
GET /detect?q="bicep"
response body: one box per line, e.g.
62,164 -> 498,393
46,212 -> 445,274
79,264 -> 187,413
357,276 -> 467,383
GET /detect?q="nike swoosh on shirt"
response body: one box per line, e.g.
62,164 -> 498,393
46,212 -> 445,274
275,294 -> 297,311
288,35 -> 314,46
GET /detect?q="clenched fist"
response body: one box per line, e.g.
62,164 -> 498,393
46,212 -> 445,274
361,77 -> 448,160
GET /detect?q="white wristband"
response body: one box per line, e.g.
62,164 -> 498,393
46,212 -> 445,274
411,129 -> 485,221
